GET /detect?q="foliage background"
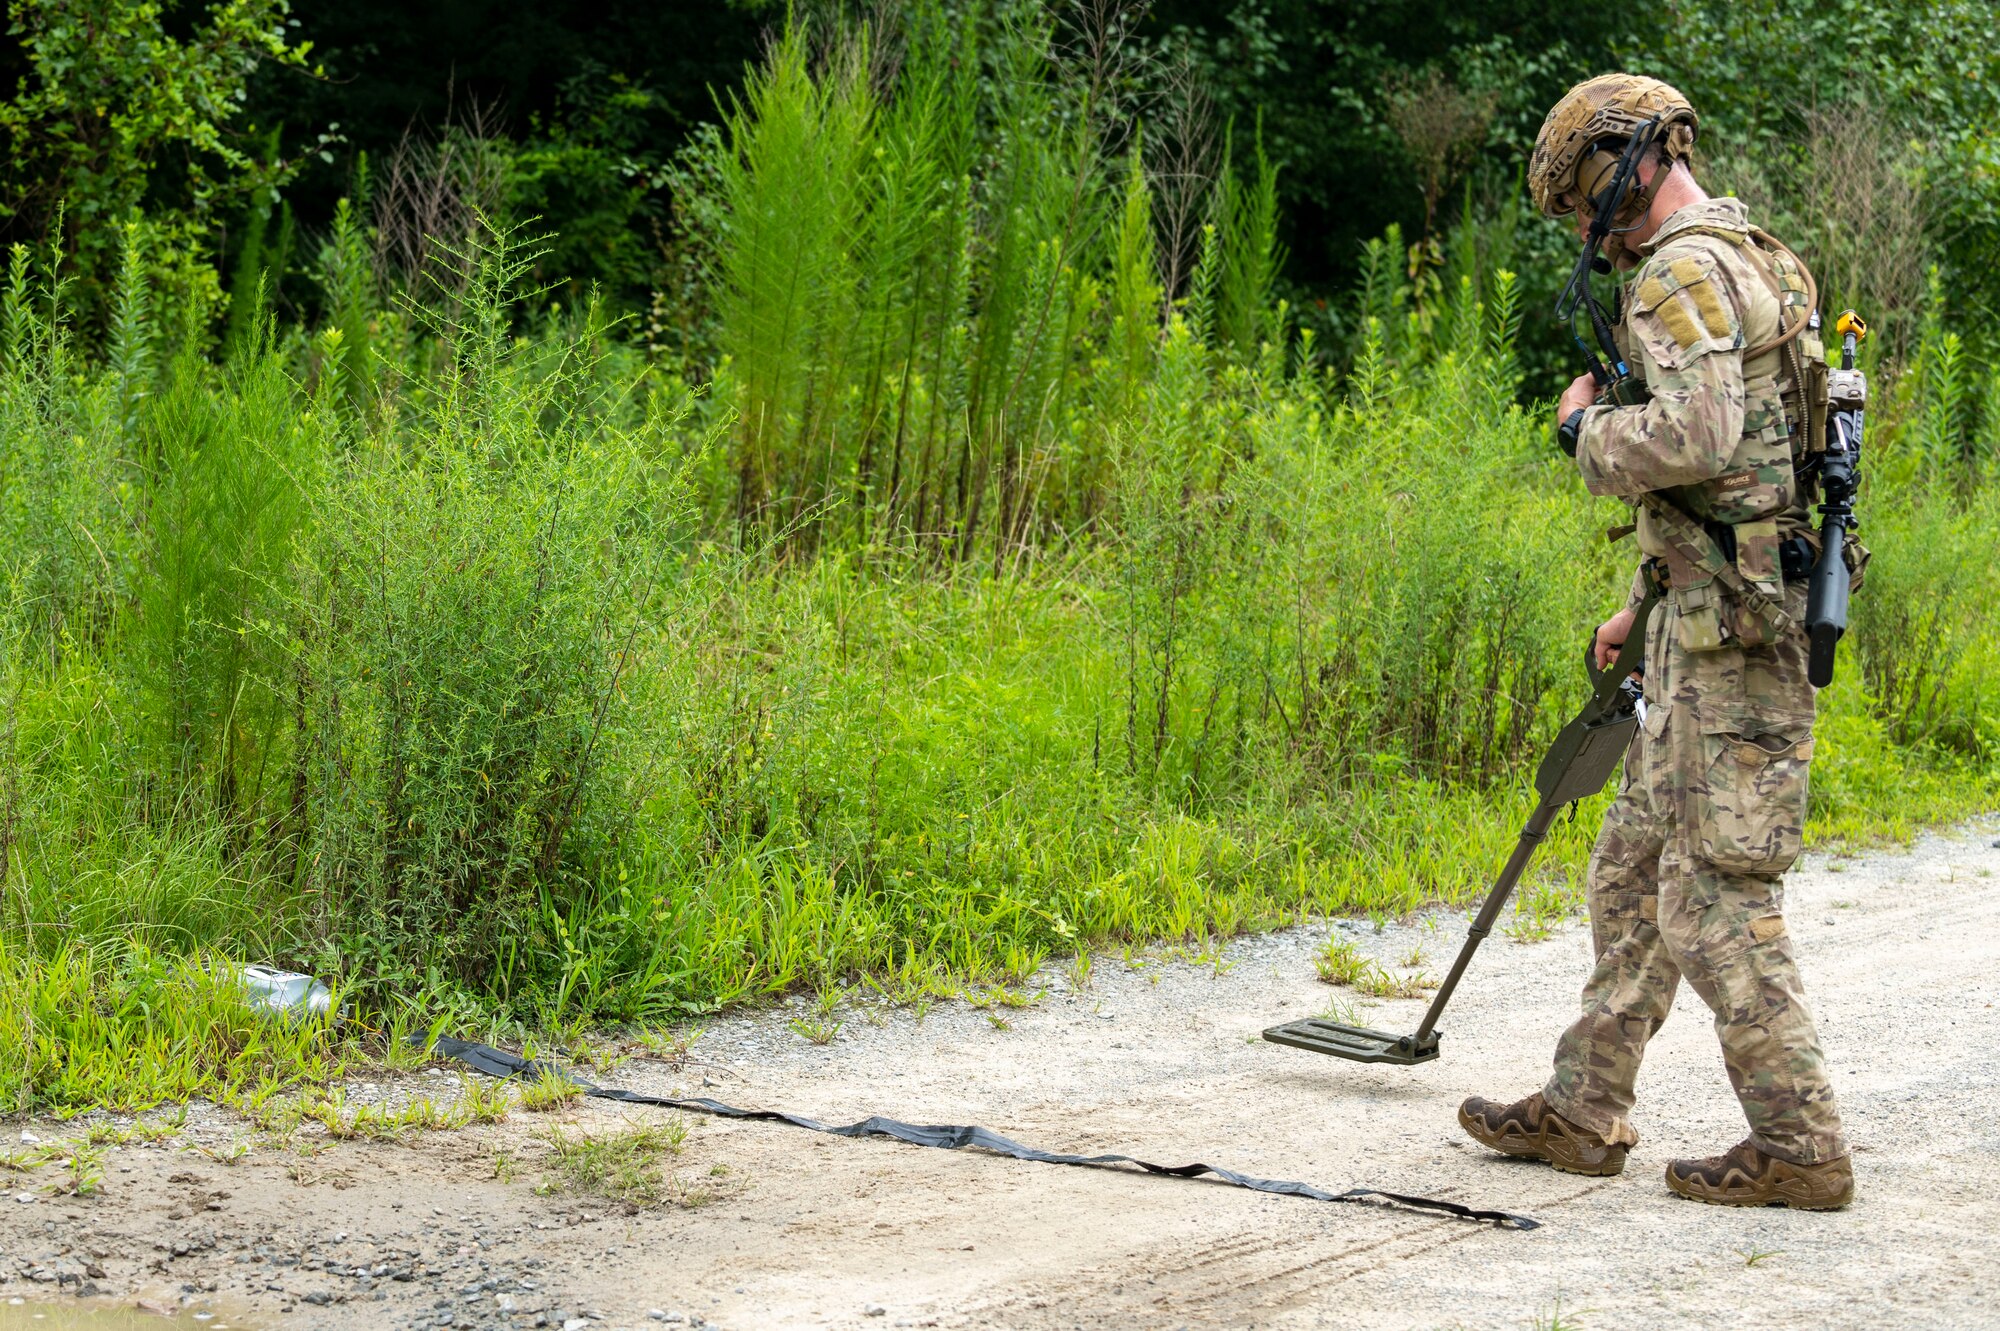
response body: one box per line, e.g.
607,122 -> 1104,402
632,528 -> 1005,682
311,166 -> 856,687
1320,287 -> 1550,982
8,0 -> 1997,371
0,0 -> 1995,1099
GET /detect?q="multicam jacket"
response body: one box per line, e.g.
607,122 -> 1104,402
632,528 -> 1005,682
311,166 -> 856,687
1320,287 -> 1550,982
1571,197 -> 1826,635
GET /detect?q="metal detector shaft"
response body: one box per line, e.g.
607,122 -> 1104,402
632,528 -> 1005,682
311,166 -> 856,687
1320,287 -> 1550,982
1405,594 -> 1658,1043
1410,800 -> 1559,1045
1264,589 -> 1656,1065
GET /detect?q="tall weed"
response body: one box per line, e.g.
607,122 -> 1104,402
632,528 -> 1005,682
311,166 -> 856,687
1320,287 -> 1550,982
131,332 -> 315,827
291,226 -> 698,997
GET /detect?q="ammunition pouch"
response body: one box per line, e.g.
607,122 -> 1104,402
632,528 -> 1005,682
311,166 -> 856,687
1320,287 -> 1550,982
1663,577 -> 1792,653
1800,351 -> 1830,461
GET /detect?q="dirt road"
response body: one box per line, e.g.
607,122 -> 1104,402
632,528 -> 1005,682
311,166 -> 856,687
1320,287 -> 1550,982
3,819 -> 1996,1330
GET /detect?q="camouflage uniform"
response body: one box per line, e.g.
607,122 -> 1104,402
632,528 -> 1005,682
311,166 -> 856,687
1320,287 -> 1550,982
1540,197 -> 1847,1166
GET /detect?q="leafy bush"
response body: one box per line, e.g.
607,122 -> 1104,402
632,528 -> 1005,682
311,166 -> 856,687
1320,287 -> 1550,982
289,229 -> 699,996
0,0 -> 328,319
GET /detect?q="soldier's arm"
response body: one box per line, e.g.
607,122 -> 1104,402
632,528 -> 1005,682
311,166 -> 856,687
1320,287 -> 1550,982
1571,249 -> 1745,499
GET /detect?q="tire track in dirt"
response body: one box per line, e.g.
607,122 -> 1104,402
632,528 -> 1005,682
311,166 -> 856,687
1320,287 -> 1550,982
949,1171 -> 1627,1328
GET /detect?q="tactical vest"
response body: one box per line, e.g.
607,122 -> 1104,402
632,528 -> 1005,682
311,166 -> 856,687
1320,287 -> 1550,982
1623,222 -> 1832,651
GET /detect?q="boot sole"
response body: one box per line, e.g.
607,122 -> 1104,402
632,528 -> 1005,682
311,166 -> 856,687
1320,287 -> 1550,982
1457,1106 -> 1627,1177
1665,1186 -> 1852,1210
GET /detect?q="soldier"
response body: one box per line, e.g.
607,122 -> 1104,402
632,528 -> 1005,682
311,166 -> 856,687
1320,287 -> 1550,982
1455,74 -> 1855,1209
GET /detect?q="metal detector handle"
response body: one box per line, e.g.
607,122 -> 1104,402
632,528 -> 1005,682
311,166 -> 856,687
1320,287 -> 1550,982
1584,588 -> 1658,718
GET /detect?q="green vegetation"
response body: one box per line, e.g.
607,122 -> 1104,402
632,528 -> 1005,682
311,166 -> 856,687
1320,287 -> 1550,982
535,1121 -> 705,1209
1313,936 -> 1433,1000
10,2 -> 1998,392
0,943 -> 361,1113
0,5 -> 1994,1114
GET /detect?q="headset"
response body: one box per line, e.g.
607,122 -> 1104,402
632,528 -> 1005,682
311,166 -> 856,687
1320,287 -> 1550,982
1552,116 -> 1669,396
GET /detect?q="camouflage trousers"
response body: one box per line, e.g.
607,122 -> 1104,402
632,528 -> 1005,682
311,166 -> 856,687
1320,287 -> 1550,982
1541,585 -> 1847,1165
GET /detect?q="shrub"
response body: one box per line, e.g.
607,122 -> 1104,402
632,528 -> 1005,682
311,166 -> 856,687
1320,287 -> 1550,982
290,226 -> 698,997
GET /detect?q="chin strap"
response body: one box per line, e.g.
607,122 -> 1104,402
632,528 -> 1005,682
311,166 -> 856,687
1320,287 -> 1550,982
1610,157 -> 1670,232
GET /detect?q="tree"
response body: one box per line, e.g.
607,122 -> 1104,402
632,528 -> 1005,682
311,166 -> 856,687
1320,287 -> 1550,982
0,0 -> 326,319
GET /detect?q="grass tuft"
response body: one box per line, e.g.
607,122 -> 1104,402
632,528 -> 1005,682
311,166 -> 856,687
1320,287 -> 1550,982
535,1121 -> 696,1208
519,1075 -> 587,1114
1313,936 -> 1433,999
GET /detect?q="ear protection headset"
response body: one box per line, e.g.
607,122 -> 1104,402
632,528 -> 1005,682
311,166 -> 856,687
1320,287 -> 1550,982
1569,116 -> 1697,229
1577,141 -> 1638,217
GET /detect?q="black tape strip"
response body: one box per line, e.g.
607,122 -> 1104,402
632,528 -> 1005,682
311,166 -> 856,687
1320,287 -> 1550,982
429,1037 -> 1539,1231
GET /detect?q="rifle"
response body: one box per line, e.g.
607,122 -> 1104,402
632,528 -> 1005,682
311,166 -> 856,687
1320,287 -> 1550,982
1806,311 -> 1867,687
1264,590 -> 1658,1065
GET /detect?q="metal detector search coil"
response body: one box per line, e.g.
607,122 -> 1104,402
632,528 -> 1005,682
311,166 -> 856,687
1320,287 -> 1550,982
1263,1021 -> 1439,1065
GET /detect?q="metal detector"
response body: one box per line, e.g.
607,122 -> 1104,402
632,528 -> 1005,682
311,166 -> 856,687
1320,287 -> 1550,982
1264,591 -> 1660,1066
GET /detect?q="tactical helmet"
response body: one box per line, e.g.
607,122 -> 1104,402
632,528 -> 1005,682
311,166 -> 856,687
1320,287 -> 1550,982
1529,74 -> 1698,219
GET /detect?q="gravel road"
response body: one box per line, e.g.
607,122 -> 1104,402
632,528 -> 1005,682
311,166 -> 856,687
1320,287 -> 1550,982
1,817 -> 1995,1330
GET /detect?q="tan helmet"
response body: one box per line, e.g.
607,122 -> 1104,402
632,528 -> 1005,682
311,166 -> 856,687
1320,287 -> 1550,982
1529,74 -> 1698,219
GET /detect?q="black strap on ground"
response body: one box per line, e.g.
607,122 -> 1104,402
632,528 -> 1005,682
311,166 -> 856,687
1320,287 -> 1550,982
428,1036 -> 1538,1231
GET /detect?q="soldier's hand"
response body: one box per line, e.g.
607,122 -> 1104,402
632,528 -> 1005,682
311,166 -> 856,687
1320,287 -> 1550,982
1594,607 -> 1639,671
1558,373 -> 1597,427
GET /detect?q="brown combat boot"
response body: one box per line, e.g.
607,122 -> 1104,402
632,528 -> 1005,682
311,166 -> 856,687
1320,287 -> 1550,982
1664,1139 -> 1854,1209
1457,1091 -> 1629,1177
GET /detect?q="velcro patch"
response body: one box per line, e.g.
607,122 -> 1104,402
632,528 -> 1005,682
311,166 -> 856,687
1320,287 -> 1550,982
1688,279 -> 1734,339
1631,248 -> 1741,368
1668,256 -> 1708,287
1662,257 -> 1733,340
1654,297 -> 1702,352
1747,915 -> 1788,944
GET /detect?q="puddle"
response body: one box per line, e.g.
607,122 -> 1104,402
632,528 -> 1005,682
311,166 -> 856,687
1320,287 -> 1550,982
0,1299 -> 255,1329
